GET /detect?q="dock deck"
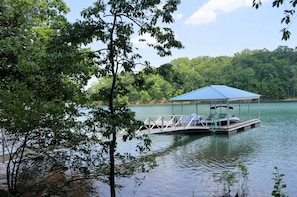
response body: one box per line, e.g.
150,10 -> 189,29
215,119 -> 261,134
136,115 -> 260,136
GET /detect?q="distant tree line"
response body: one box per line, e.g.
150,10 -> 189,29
88,46 -> 297,103
88,46 -> 297,104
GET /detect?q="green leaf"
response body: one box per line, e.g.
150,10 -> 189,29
281,28 -> 291,40
273,0 -> 284,7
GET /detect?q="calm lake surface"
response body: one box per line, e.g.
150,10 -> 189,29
97,102 -> 297,197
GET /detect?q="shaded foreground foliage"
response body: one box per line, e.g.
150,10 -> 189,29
0,0 -> 94,196
88,46 -> 297,104
0,0 -> 182,196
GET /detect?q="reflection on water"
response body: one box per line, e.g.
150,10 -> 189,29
97,102 -> 297,197
178,134 -> 257,169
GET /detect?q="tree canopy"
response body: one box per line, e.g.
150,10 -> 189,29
0,0 -> 93,195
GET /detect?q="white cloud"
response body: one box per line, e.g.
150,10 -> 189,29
185,0 -> 256,25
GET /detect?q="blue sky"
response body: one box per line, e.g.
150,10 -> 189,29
64,0 -> 297,68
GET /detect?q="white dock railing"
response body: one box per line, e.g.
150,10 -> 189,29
136,114 -> 206,133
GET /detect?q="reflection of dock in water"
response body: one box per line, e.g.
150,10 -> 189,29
136,115 -> 260,135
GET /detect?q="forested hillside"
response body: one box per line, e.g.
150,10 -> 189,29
88,46 -> 297,104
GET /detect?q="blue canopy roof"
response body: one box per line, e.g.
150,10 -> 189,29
169,85 -> 261,102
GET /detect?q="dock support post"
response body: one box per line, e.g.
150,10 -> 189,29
258,99 -> 261,119
195,101 -> 198,115
227,101 -> 230,128
181,102 -> 183,115
248,102 -> 250,119
239,102 -> 241,120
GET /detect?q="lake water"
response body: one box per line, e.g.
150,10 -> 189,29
97,102 -> 297,197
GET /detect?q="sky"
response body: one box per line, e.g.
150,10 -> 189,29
64,0 -> 297,68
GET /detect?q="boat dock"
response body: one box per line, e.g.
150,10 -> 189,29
159,85 -> 262,135
136,115 -> 260,135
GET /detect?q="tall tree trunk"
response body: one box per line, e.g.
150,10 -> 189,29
109,133 -> 116,197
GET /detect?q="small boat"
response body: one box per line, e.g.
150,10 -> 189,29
201,105 -> 240,126
176,114 -> 204,126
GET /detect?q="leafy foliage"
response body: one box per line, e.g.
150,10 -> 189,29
272,167 -> 288,197
212,164 -> 289,197
212,163 -> 249,197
